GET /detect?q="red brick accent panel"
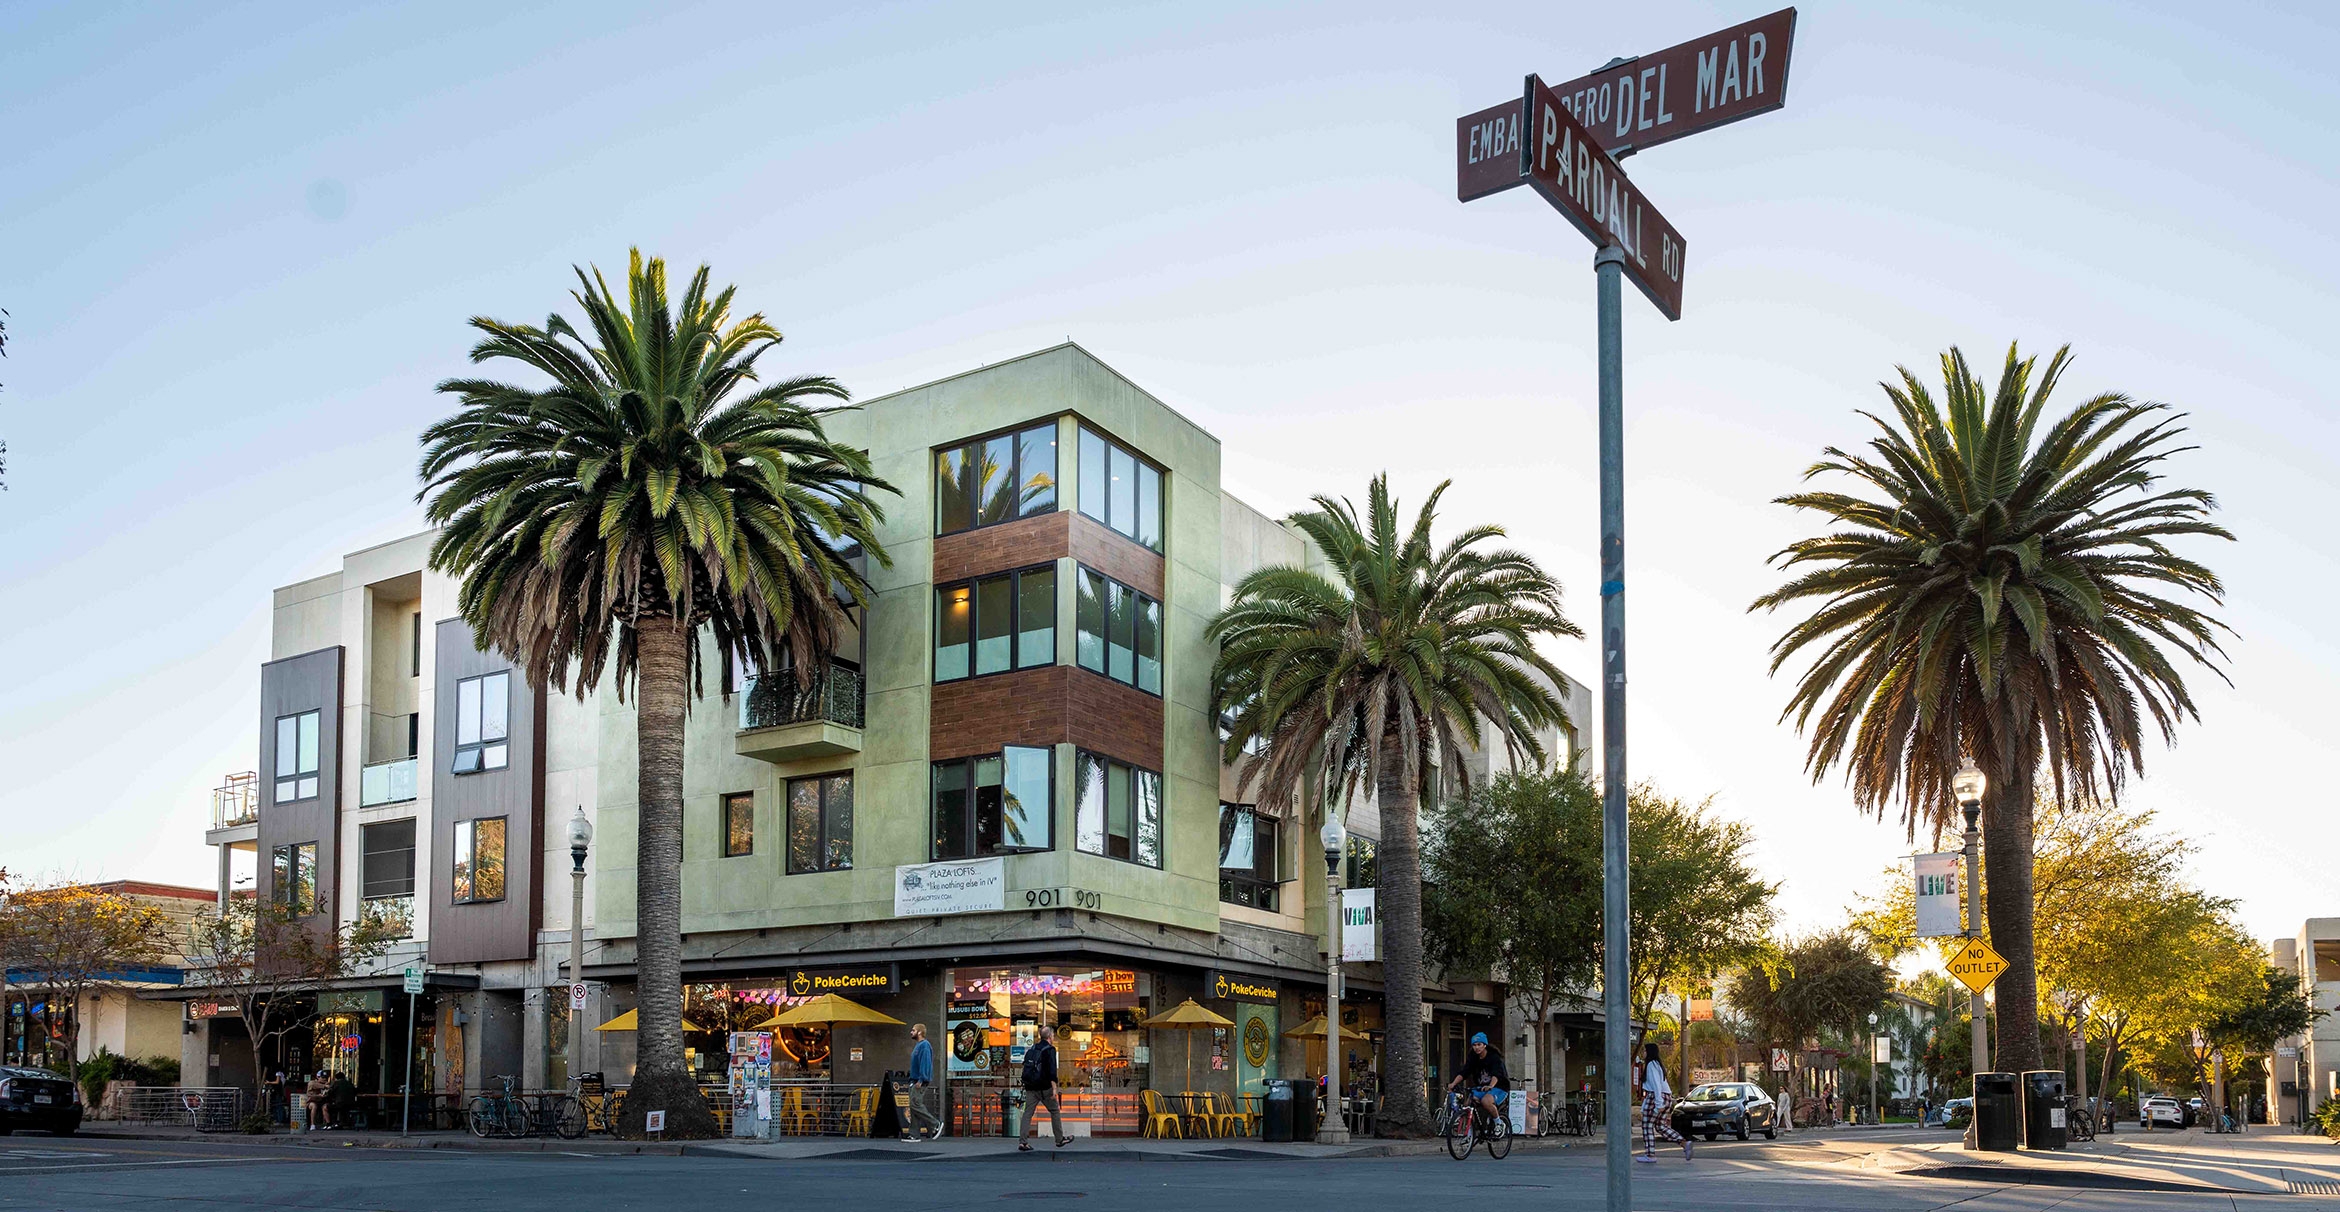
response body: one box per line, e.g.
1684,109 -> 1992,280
1067,513 -> 1165,599
933,512 -> 1069,585
931,665 -> 1165,771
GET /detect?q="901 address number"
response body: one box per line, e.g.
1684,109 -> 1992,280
1025,888 -> 1102,911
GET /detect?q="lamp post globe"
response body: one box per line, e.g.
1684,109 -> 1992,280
1952,759 -> 1986,817
568,807 -> 594,869
1321,814 -> 1346,870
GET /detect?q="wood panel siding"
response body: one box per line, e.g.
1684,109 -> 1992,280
933,511 -> 1069,586
931,664 -> 1164,771
1067,513 -> 1164,599
427,618 -> 545,966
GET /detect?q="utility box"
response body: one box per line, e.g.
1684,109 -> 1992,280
1970,1072 -> 2020,1152
2021,1070 -> 2067,1151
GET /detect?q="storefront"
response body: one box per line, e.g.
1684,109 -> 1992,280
311,989 -> 437,1100
945,965 -> 1162,1136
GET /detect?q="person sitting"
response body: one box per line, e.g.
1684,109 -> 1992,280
328,1071 -> 359,1129
304,1071 -> 333,1130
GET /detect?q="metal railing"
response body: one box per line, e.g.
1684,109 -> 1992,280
359,757 -> 418,806
211,774 -> 259,828
117,1087 -> 246,1132
739,663 -> 864,732
763,1081 -> 884,1135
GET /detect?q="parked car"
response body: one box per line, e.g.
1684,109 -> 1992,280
0,1066 -> 83,1136
2140,1097 -> 2184,1128
2183,1096 -> 2203,1127
1670,1082 -> 1779,1141
1940,1096 -> 1973,1128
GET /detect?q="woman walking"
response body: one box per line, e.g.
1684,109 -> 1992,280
1635,1043 -> 1690,1162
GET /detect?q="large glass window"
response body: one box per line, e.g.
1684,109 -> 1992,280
935,566 -> 1054,682
1074,752 -> 1163,869
932,747 -> 1052,859
1074,425 -> 1164,552
272,841 -> 320,915
1073,566 -> 1160,695
274,710 -> 320,803
451,817 -> 508,904
361,819 -> 416,899
936,422 -> 1058,536
1346,836 -> 1378,889
453,671 -> 510,774
722,791 -> 755,858
1218,805 -> 1280,910
786,774 -> 854,873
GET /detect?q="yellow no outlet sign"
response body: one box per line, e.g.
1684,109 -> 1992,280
1946,938 -> 2009,994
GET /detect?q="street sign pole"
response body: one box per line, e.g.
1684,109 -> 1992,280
401,964 -> 423,1137
1595,241 -> 1632,1211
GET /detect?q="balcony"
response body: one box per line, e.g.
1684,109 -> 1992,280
736,663 -> 864,763
360,757 -> 418,807
211,773 -> 259,829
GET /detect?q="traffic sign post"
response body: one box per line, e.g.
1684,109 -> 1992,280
401,965 -> 423,1137
1948,938 -> 2008,994
1455,13 -> 1795,1211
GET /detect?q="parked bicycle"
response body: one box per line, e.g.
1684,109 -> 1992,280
1443,1090 -> 1513,1160
468,1076 -> 531,1139
574,1073 -> 623,1136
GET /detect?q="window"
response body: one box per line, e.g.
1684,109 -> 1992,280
1346,836 -> 1377,888
272,842 -> 319,915
1073,567 -> 1160,694
274,710 -> 320,802
935,422 -> 1057,535
935,566 -> 1055,682
361,819 -> 416,899
722,792 -> 755,858
1075,751 -> 1162,868
932,747 -> 1053,859
453,671 -> 510,774
1218,805 -> 1280,910
786,774 -> 854,873
411,612 -> 422,677
451,817 -> 508,903
1075,425 -> 1164,552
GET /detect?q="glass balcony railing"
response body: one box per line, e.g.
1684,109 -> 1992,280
210,773 -> 259,828
739,663 -> 865,732
360,757 -> 419,807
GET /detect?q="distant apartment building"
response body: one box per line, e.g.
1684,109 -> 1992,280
2269,920 -> 2340,1125
177,344 -> 1590,1131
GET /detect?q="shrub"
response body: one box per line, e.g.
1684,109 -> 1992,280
1946,1105 -> 1973,1130
2311,1100 -> 2340,1142
239,1112 -> 273,1135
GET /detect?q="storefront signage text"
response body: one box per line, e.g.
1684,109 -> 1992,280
787,965 -> 900,997
319,990 -> 385,1014
1021,887 -> 1102,911
1207,971 -> 1279,1005
894,857 -> 1005,917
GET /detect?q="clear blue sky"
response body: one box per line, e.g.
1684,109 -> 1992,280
3,1 -> 2333,940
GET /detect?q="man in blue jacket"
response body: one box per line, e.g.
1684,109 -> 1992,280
906,1022 -> 940,1140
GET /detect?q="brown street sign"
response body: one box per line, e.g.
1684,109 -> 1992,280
1455,7 -> 1798,201
1518,73 -> 1686,320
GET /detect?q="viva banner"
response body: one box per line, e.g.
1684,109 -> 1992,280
1341,888 -> 1377,962
1912,852 -> 1962,938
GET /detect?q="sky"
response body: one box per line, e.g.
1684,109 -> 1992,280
2,0 -> 2334,944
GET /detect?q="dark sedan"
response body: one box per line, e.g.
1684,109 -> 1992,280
1670,1081 -> 1778,1141
0,1065 -> 83,1135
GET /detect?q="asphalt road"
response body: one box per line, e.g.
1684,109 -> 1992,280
0,1131 -> 2326,1212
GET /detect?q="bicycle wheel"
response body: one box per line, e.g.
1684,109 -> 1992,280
1486,1111 -> 1512,1160
467,1096 -> 495,1138
1446,1109 -> 1476,1160
503,1099 -> 532,1139
554,1095 -> 586,1140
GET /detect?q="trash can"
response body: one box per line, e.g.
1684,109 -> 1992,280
1970,1073 -> 2020,1151
2021,1070 -> 2067,1151
1290,1080 -> 1318,1141
1262,1081 -> 1295,1142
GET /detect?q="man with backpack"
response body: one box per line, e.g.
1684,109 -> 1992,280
1018,1026 -> 1071,1151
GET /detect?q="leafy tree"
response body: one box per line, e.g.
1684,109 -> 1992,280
0,882 -> 174,1071
2209,965 -> 2323,1055
418,251 -> 893,1138
1730,932 -> 1889,1115
1209,475 -> 1580,1134
1755,344 -> 2234,1076
1622,786 -> 1776,1056
183,898 -> 398,1106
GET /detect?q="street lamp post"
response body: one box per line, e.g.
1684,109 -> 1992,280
1952,759 -> 1989,1094
566,807 -> 593,1088
1868,1012 -> 1880,1126
1318,813 -> 1351,1145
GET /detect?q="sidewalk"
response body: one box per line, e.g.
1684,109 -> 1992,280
1844,1124 -> 2340,1195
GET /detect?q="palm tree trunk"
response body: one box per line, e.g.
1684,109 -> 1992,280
1374,737 -> 1429,1135
1982,753 -> 2042,1076
619,617 -> 718,1139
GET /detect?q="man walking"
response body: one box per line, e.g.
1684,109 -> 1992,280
905,1023 -> 941,1140
1018,1026 -> 1070,1151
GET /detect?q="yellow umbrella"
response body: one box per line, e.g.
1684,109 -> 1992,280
1283,1014 -> 1368,1042
753,993 -> 905,1029
595,1009 -> 703,1032
1141,999 -> 1234,1093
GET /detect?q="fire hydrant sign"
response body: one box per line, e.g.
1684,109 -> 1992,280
1947,938 -> 2008,994
1518,73 -> 1688,321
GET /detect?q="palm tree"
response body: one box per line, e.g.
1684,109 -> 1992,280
1752,344 -> 2231,1077
418,251 -> 892,1137
1208,475 -> 1580,1133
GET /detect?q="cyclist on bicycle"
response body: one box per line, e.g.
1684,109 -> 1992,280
1447,1032 -> 1510,1126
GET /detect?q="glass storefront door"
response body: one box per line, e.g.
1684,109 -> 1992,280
1234,1002 -> 1277,1097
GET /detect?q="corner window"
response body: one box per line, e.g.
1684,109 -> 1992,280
1218,805 -> 1280,910
1074,567 -> 1161,694
451,817 -> 508,904
932,747 -> 1053,859
935,566 -> 1055,682
935,422 -> 1058,536
274,711 -> 320,802
1075,425 -> 1164,552
453,671 -> 511,774
272,841 -> 320,915
1075,751 -> 1162,868
786,774 -> 854,873
722,792 -> 755,858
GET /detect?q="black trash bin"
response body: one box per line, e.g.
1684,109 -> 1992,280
2021,1070 -> 2067,1151
1971,1072 -> 2020,1152
1290,1080 -> 1318,1141
1262,1081 -> 1295,1142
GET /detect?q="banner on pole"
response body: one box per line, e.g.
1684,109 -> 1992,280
1341,888 -> 1378,962
1913,852 -> 1962,938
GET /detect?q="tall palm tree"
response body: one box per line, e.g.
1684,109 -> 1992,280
1752,344 -> 2230,1077
1208,475 -> 1579,1134
418,251 -> 892,1137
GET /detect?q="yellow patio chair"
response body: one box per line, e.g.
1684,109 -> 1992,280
778,1087 -> 820,1135
1176,1091 -> 1216,1138
1204,1092 -> 1246,1139
1140,1090 -> 1183,1139
842,1086 -> 878,1136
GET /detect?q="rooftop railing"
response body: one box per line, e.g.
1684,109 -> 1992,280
211,773 -> 259,829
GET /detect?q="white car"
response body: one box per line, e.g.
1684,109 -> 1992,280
2140,1097 -> 2184,1127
